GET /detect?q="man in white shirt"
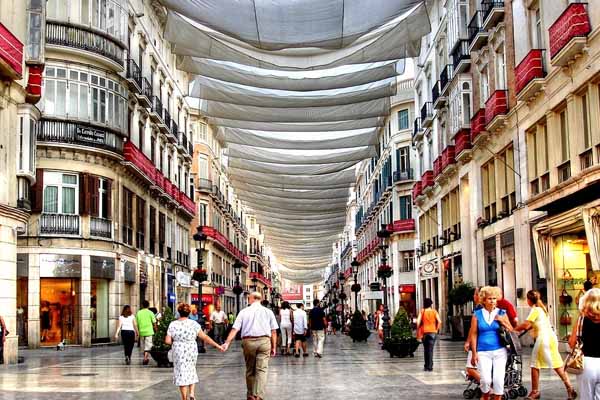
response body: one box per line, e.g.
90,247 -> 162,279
292,303 -> 308,357
210,304 -> 227,344
223,292 -> 278,400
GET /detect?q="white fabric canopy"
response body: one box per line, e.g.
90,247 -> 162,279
199,97 -> 390,122
191,75 -> 397,107
232,182 -> 350,200
165,4 -> 429,70
228,168 -> 356,187
249,209 -> 346,221
219,127 -> 379,150
209,117 -> 384,131
161,0 -> 424,50
229,158 -> 359,175
179,58 -> 403,91
227,144 -> 377,164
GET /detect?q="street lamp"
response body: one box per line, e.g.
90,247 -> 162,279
192,227 -> 208,314
338,272 -> 347,330
351,258 -> 361,313
232,260 -> 243,316
377,224 -> 392,343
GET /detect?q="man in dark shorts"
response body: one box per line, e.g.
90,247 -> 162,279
292,303 -> 308,357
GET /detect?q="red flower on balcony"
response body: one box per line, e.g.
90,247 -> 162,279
549,3 -> 591,59
515,49 -> 545,93
485,90 -> 508,125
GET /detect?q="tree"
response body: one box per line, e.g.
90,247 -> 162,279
152,307 -> 175,352
448,282 -> 475,316
349,310 -> 370,342
390,306 -> 413,341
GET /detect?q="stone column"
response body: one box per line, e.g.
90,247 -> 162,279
81,255 -> 91,347
28,253 -> 40,348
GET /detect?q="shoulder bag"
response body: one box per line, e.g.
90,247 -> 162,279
565,316 -> 584,375
416,310 -> 425,341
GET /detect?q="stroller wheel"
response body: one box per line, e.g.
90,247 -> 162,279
517,386 -> 528,397
463,389 -> 475,399
508,389 -> 518,399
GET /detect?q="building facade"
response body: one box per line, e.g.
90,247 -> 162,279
16,0 -> 197,349
411,0 -> 600,340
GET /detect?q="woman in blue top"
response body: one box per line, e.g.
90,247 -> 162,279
468,286 -> 513,400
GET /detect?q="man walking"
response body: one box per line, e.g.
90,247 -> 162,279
292,303 -> 308,357
223,292 -> 278,400
309,299 -> 327,358
135,300 -> 156,365
210,304 -> 227,344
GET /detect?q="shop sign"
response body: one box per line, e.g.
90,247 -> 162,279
139,262 -> 148,285
76,125 -> 105,145
40,254 -> 81,278
399,285 -> 416,293
361,291 -> 383,300
123,261 -> 136,283
191,294 -> 213,304
17,253 -> 28,277
176,271 -> 192,287
90,256 -> 116,280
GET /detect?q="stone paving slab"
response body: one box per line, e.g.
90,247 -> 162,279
0,335 -> 575,399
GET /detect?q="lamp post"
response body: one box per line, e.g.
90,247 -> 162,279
192,227 -> 208,314
338,272 -> 347,330
377,224 -> 392,342
351,258 -> 361,313
232,261 -> 243,316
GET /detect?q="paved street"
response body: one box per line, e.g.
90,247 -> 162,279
0,335 -> 573,400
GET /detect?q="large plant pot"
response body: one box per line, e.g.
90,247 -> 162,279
450,316 -> 464,340
349,326 -> 371,342
384,338 -> 420,358
150,349 -> 173,368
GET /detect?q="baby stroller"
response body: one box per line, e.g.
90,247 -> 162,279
463,331 -> 529,399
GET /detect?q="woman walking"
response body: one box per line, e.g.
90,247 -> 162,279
515,290 -> 576,399
570,288 -> 600,400
279,301 -> 293,355
468,286 -> 513,400
114,305 -> 138,365
417,298 -> 441,371
165,303 -> 224,400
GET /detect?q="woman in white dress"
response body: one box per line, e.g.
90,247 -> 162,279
279,301 -> 294,355
165,303 -> 224,400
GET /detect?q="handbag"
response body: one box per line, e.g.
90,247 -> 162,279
560,311 -> 572,326
559,289 -> 573,306
565,316 -> 584,375
416,310 -> 425,341
498,325 -> 510,347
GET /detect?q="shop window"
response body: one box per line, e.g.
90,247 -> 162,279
43,171 -> 78,214
484,237 -> 497,286
40,278 -> 80,345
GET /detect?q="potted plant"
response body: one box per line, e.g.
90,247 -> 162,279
349,310 -> 370,342
384,307 -> 420,358
448,282 -> 475,340
150,307 -> 175,367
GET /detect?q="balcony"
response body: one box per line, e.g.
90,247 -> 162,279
387,219 -> 416,234
481,1 -> 504,31
393,169 -> 414,183
440,64 -> 453,96
421,102 -> 434,128
158,108 -> 171,134
167,119 -> 179,144
45,21 -> 124,69
200,226 -> 248,266
123,141 -> 157,185
432,81 -> 447,110
422,170 -> 434,192
40,213 -> 80,236
179,132 -> 192,160
413,117 -> 424,142
37,119 -> 124,155
516,49 -> 546,102
485,90 -> 508,132
125,58 -> 142,93
451,40 -> 471,75
136,77 -> 152,108
178,191 -> 196,216
433,156 -> 442,180
442,145 -> 456,173
0,22 -> 23,80
549,3 -> 591,67
468,10 -> 489,52
455,128 -> 472,162
149,96 -> 164,124
90,217 -> 112,239
471,108 -> 487,144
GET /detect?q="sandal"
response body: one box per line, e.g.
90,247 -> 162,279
526,390 -> 541,400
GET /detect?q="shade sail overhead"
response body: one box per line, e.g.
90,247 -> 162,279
157,0 -> 430,283
219,127 -> 379,150
191,75 -> 397,107
161,0 -> 425,50
165,4 -> 429,70
180,58 -> 403,91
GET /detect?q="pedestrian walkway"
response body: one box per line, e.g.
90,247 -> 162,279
0,335 -> 572,399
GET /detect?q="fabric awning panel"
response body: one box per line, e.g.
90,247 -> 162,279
209,118 -> 384,132
227,144 -> 377,164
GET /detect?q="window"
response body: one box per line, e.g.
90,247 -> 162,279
43,65 -> 127,133
527,121 -> 550,195
497,145 -> 516,215
531,6 -> 543,49
582,94 -> 592,150
199,203 -> 208,226
43,172 -> 78,214
98,178 -> 111,219
198,156 -> 209,179
159,212 -> 166,258
441,188 -> 460,241
480,67 -> 489,106
396,146 -> 410,173
495,45 -> 507,90
559,108 -> 570,162
149,206 -> 156,255
481,159 -> 497,221
399,195 -> 412,220
122,187 -> 133,246
136,197 -> 145,250
138,119 -> 145,152
150,135 -> 156,164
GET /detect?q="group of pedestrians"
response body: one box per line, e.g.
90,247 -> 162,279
113,300 -> 157,365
